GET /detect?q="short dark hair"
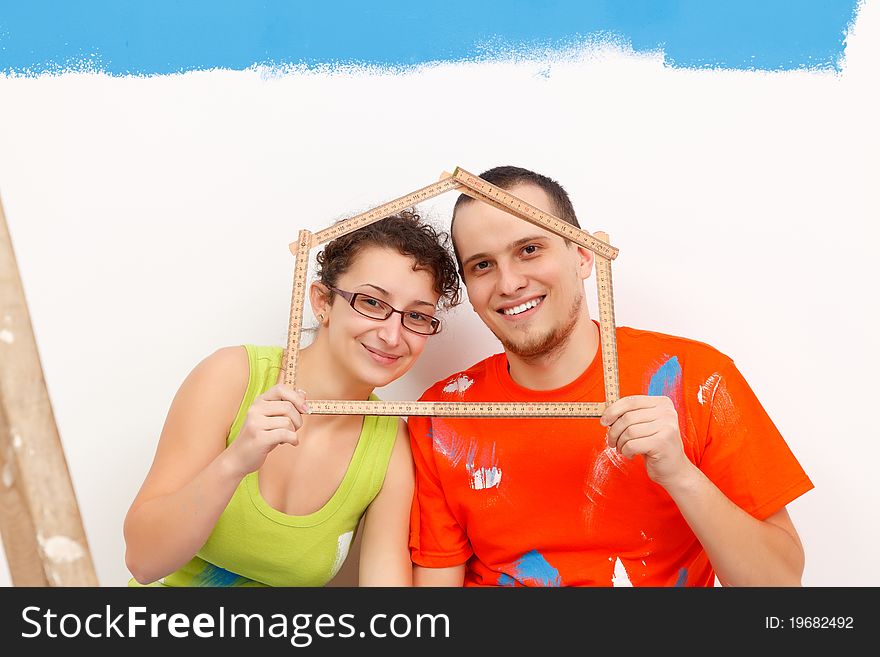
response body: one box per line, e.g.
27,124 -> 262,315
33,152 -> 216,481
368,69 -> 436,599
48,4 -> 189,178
450,166 -> 580,276
316,209 -> 461,310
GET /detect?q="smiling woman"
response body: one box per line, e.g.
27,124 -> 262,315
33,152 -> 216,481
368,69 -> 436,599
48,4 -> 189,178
122,210 -> 460,587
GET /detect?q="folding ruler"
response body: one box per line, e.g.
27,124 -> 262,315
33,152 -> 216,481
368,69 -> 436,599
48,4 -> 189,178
283,167 -> 619,417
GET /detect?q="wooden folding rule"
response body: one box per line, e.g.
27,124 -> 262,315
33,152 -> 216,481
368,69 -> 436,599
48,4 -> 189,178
283,167 -> 620,418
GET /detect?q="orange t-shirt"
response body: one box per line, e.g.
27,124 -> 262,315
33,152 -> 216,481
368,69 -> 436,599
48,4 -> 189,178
408,324 -> 814,586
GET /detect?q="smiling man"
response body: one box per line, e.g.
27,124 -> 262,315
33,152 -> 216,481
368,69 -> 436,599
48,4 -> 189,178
407,165 -> 814,587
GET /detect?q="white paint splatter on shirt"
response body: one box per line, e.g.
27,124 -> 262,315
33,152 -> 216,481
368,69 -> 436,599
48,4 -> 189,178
470,466 -> 503,490
584,447 -> 627,510
465,441 -> 503,490
697,372 -> 721,405
710,377 -> 741,426
443,375 -> 474,395
432,420 -> 468,467
612,557 -> 633,587
330,530 -> 354,578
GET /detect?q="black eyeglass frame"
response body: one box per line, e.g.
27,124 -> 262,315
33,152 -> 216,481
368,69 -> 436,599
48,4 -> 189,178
324,285 -> 443,335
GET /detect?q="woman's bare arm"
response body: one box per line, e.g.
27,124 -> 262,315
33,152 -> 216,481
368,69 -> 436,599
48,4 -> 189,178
124,346 -> 306,584
358,420 -> 416,586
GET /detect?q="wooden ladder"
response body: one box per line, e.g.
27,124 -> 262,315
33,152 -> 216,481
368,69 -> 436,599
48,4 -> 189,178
0,193 -> 98,586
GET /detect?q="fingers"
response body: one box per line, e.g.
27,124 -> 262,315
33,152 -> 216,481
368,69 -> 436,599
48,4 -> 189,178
260,400 -> 306,429
262,415 -> 301,433
252,385 -> 309,431
241,385 -> 310,449
246,401 -> 303,434
260,384 -> 311,414
610,423 -> 658,458
600,395 -> 656,427
265,427 -> 300,447
601,396 -> 677,458
605,408 -> 657,449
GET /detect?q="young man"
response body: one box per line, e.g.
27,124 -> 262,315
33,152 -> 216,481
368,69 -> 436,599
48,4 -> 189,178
408,165 -> 813,587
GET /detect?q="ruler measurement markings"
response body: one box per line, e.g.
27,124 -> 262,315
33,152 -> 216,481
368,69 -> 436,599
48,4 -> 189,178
306,400 -> 606,418
457,183 -> 610,256
309,177 -> 460,247
595,255 -> 620,404
283,229 -> 312,387
592,230 -> 620,405
452,167 -> 618,260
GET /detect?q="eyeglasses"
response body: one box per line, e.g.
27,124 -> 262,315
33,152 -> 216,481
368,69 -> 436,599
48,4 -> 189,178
325,286 -> 442,335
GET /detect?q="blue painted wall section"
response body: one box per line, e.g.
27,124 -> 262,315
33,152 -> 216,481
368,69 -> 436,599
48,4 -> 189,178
0,1 -> 861,76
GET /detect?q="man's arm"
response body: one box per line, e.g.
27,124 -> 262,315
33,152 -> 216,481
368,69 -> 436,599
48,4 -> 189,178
602,395 -> 805,586
658,464 -> 804,586
414,564 -> 466,587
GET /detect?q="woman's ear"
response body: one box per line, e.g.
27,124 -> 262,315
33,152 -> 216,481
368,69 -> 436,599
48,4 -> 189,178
309,282 -> 332,324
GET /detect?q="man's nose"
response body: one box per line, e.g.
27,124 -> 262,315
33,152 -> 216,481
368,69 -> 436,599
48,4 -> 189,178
496,263 -> 528,296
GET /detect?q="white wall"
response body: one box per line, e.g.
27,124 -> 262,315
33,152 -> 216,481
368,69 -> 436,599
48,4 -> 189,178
1,3 -> 877,587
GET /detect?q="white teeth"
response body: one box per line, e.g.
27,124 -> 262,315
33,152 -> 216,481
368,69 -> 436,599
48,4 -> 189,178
502,297 -> 542,316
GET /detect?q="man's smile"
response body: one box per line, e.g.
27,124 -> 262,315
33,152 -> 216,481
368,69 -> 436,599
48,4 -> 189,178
498,295 -> 546,318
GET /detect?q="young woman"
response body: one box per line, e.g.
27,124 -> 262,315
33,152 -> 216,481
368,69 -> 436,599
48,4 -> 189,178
124,210 -> 460,586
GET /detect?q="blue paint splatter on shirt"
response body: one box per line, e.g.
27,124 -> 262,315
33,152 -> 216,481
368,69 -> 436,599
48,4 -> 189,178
675,567 -> 688,587
648,356 -> 682,398
510,550 -> 563,587
497,573 -> 516,587
191,562 -> 248,587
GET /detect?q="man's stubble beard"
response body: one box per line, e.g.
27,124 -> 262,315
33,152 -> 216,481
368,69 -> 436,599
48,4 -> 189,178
493,293 -> 583,362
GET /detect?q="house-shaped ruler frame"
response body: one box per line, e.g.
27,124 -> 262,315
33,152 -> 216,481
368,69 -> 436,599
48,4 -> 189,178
282,167 -> 620,419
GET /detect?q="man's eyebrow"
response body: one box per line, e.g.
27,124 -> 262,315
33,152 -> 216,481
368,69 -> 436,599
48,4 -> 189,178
461,235 -> 551,268
510,235 -> 550,249
356,284 -> 435,308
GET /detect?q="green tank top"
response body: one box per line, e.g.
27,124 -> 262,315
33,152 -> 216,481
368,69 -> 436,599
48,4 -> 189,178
129,344 -> 399,587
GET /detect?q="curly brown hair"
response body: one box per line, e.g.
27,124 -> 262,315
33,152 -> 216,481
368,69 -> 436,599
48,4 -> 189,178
315,209 -> 462,310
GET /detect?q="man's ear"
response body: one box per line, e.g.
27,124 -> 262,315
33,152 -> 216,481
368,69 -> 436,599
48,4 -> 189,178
575,243 -> 595,281
309,282 -> 332,323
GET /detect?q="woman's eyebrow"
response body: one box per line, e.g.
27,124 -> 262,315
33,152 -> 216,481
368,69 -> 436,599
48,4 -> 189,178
357,284 -> 435,308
